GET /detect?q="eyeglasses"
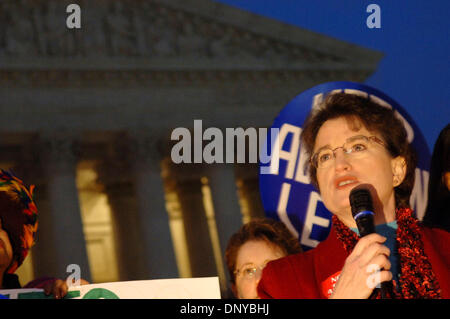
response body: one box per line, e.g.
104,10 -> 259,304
234,263 -> 267,281
310,135 -> 386,169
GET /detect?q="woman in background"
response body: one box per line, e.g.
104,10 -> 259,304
225,217 -> 302,299
422,124 -> 450,232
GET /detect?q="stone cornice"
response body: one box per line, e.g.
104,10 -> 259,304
0,68 -> 372,88
0,0 -> 382,70
159,0 -> 384,63
0,56 -> 373,71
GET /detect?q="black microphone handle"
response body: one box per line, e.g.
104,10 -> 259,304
354,211 -> 376,237
355,212 -> 391,299
350,187 -> 392,299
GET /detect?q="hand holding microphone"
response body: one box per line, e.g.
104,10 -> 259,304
330,186 -> 393,299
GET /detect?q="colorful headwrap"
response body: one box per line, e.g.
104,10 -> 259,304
0,169 -> 38,274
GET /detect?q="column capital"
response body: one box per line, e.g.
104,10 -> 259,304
95,133 -> 132,191
39,130 -> 81,174
9,135 -> 45,185
127,128 -> 166,172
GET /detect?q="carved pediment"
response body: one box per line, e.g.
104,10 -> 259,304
0,0 -> 381,69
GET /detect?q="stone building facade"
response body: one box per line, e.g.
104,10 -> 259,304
0,0 -> 382,294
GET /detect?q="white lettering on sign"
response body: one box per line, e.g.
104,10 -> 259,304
394,110 -> 415,143
344,89 -> 368,98
313,90 -> 415,143
410,168 -> 429,220
312,93 -> 324,111
268,123 -> 302,178
369,95 -> 415,143
276,182 -> 299,238
369,95 -> 392,109
301,191 -> 330,248
322,271 -> 341,298
294,145 -> 310,184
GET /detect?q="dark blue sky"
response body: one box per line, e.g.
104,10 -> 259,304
215,0 -> 450,150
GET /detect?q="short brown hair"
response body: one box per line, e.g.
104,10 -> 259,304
225,218 -> 302,284
301,92 -> 417,208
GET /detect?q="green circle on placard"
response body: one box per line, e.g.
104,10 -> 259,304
82,288 -> 120,299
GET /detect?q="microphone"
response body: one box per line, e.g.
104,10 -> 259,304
349,187 -> 391,299
349,187 -> 375,237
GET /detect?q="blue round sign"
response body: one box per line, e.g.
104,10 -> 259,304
259,81 -> 430,251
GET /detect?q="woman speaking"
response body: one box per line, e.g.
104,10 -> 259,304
257,92 -> 449,299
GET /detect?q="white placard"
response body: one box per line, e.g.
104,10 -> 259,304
0,276 -> 221,299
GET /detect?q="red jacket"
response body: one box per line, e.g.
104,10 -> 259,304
257,224 -> 450,299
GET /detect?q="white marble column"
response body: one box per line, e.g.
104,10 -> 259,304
206,163 -> 243,263
96,137 -> 147,281
129,130 -> 178,279
170,166 -> 217,278
40,131 -> 91,280
27,184 -> 59,279
234,163 -> 265,221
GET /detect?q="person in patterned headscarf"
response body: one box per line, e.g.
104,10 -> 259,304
0,169 -> 89,298
0,169 -> 38,289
